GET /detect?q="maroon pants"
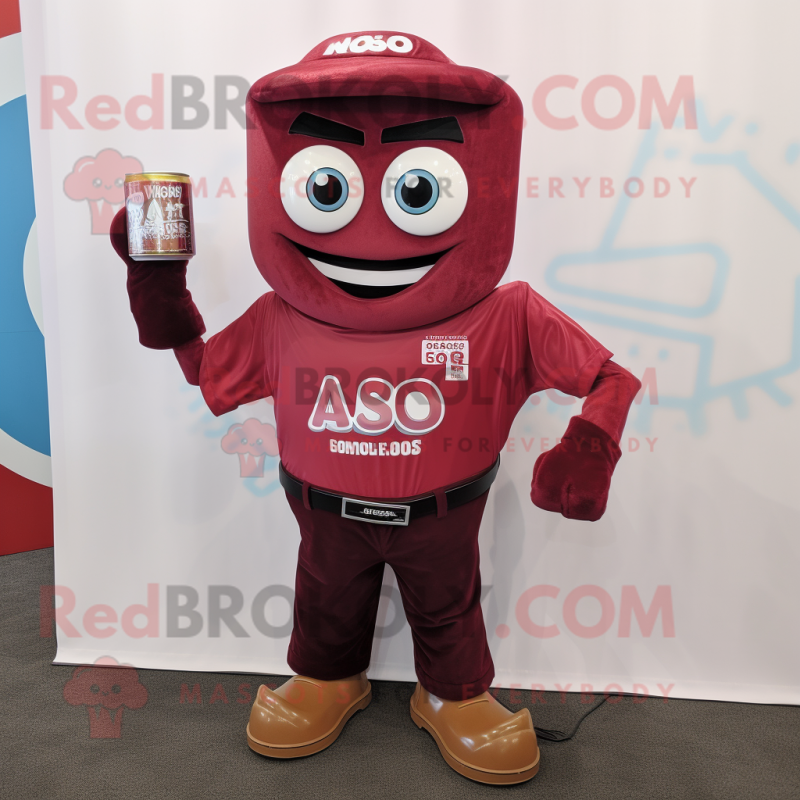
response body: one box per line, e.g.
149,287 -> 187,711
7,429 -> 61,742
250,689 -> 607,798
285,491 -> 494,701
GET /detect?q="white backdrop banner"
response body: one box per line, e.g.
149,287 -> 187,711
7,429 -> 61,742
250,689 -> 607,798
21,0 -> 800,704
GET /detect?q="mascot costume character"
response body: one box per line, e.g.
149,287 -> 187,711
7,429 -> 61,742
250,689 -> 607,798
110,31 -> 641,785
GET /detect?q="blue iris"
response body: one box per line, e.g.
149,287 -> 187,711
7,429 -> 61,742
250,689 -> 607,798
307,168 -> 348,212
395,169 -> 439,215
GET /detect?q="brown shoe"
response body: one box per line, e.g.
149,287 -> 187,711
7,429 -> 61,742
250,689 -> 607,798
410,683 -> 540,785
246,673 -> 371,758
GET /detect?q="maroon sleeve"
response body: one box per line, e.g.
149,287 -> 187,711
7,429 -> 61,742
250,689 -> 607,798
174,337 -> 205,386
199,294 -> 275,416
521,284 -> 613,398
580,360 -> 642,443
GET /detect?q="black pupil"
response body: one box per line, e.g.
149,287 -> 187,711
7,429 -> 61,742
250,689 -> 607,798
312,174 -> 343,206
400,176 -> 433,209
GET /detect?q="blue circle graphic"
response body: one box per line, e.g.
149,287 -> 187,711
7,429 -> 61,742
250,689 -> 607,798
0,95 -> 50,456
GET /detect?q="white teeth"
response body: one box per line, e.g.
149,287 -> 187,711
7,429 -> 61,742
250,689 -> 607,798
95,199 -> 123,215
308,257 -> 432,287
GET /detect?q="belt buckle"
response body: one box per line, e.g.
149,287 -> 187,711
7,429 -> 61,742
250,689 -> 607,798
341,497 -> 410,526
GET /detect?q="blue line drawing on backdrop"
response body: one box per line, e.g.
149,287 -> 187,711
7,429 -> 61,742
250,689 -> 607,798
180,384 -> 281,498
544,101 -> 800,435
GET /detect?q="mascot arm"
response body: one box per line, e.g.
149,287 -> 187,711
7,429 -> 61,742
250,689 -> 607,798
109,208 -> 206,352
173,337 -> 205,386
530,359 -> 641,521
111,207 -> 271,410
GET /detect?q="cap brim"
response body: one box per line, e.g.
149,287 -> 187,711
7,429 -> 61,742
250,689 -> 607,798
250,57 -> 507,106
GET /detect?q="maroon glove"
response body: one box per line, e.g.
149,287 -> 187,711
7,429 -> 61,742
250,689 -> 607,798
109,208 -> 206,350
531,416 -> 622,522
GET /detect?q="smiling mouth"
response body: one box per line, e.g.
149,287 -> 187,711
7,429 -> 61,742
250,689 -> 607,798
292,241 -> 450,299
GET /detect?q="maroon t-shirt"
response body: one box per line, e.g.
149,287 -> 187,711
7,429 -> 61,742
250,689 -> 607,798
200,281 -> 612,498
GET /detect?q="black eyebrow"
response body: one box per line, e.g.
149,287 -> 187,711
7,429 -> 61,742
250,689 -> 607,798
381,116 -> 464,144
289,112 -> 365,146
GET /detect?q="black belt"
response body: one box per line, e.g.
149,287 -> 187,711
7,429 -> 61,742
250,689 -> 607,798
278,457 -> 500,526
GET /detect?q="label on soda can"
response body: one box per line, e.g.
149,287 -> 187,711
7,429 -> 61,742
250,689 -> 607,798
124,172 -> 195,261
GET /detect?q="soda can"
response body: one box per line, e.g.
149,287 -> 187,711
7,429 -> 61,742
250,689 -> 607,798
124,172 -> 196,260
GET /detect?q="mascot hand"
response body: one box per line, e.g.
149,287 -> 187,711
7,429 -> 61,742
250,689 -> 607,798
531,416 -> 621,522
110,208 -> 205,350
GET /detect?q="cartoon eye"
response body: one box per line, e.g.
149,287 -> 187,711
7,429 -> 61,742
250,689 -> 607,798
240,438 -> 247,445
93,177 -> 102,188
381,147 -> 467,236
394,170 -> 438,215
281,145 -> 363,233
115,177 -> 124,188
111,685 -> 122,694
307,169 -> 348,212
256,438 -> 263,445
90,684 -> 100,693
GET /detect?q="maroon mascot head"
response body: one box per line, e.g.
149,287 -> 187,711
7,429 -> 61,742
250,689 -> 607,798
246,31 -> 523,331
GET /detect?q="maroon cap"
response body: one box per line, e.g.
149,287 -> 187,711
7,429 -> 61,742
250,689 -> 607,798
249,31 -> 506,106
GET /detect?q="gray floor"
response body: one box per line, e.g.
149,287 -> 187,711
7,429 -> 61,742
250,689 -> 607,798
2,548 -> 799,800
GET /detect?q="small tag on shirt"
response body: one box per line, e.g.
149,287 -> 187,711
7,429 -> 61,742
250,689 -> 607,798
421,336 -> 469,381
